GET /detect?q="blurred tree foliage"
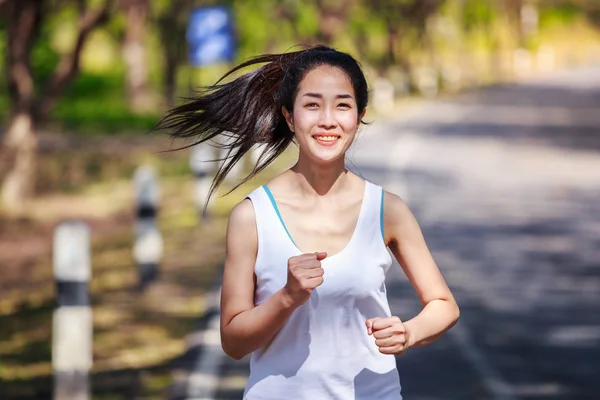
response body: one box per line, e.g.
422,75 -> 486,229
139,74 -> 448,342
0,0 -> 115,212
0,0 -> 599,209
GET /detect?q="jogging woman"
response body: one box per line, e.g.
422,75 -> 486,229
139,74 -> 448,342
159,45 -> 460,400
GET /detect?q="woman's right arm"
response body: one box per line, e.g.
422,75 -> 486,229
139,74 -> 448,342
219,199 -> 297,360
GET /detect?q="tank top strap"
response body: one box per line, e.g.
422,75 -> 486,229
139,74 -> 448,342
247,186 -> 275,241
246,186 -> 296,260
358,181 -> 386,243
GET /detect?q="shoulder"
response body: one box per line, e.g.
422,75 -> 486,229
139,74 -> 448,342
228,197 -> 256,230
226,197 -> 258,256
382,190 -> 417,244
382,190 -> 411,221
260,172 -> 294,198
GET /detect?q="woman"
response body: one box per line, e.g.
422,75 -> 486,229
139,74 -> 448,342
159,45 -> 459,399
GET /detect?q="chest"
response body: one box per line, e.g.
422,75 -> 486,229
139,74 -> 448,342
254,237 -> 392,305
277,199 -> 363,256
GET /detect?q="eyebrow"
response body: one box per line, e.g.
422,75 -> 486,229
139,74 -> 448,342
302,93 -> 354,99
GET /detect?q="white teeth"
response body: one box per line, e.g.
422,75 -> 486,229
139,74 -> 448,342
313,136 -> 338,141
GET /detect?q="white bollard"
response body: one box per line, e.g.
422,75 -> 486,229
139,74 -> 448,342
190,143 -> 215,220
133,165 -> 163,289
536,46 -> 555,73
388,67 -> 410,98
415,67 -> 439,98
52,221 -> 92,400
513,48 -> 532,78
442,65 -> 462,92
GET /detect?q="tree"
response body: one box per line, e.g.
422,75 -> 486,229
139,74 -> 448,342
155,0 -> 193,109
366,0 -> 445,85
0,0 -> 114,213
313,0 -> 353,45
121,0 -> 156,113
272,0 -> 353,47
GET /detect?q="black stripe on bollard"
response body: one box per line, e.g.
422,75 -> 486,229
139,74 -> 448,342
56,281 -> 90,307
193,170 -> 208,179
137,205 -> 156,219
54,371 -> 90,399
139,262 -> 159,289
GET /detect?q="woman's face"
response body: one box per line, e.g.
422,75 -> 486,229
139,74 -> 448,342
283,65 -> 365,166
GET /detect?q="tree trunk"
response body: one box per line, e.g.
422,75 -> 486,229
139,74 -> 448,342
0,0 -> 112,211
157,2 -> 186,109
163,53 -> 177,109
0,112 -> 38,213
386,23 -> 397,66
315,0 -> 350,45
123,0 -> 154,114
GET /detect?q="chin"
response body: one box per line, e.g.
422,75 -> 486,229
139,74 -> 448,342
308,150 -> 345,166
298,137 -> 351,166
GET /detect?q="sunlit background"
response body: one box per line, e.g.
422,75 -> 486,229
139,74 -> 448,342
0,0 -> 599,399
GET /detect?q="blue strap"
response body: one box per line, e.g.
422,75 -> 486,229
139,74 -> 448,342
262,186 -> 297,246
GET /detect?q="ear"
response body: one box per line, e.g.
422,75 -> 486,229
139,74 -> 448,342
358,108 -> 366,122
282,106 -> 294,132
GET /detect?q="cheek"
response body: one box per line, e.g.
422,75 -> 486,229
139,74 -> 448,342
292,110 -> 317,131
339,112 -> 360,132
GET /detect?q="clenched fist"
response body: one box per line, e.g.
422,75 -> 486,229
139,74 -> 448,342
366,316 -> 411,355
283,252 -> 327,307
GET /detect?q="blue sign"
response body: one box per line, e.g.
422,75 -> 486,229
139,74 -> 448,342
187,6 -> 236,67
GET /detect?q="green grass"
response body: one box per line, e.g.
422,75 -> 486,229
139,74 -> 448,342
0,72 -> 162,136
50,72 -> 161,135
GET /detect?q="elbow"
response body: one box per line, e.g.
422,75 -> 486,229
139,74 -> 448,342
451,301 -> 460,327
221,333 -> 246,360
223,348 -> 244,361
223,345 -> 245,361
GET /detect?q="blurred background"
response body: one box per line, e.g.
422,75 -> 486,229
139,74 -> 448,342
0,0 -> 599,399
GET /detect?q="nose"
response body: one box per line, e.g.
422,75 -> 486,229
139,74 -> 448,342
318,107 -> 337,130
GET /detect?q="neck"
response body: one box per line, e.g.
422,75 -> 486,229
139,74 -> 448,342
290,151 -> 349,196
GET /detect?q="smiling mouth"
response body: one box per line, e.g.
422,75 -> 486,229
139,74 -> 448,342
312,134 -> 341,144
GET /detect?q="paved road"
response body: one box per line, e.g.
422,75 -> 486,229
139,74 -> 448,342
175,66 -> 600,399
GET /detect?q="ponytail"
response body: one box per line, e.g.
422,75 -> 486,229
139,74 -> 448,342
156,45 -> 368,204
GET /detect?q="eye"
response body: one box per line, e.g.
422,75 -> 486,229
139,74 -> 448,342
305,102 -> 319,109
338,103 -> 352,109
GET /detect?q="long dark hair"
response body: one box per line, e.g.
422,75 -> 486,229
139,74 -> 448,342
156,45 -> 369,202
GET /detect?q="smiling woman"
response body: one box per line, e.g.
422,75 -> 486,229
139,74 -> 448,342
281,65 -> 365,164
157,45 -> 460,400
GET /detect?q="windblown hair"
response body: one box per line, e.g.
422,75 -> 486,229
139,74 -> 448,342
156,45 -> 369,203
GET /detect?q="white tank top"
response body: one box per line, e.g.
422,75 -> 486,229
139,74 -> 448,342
244,180 -> 402,400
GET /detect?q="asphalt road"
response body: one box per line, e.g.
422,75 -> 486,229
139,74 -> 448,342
175,66 -> 600,400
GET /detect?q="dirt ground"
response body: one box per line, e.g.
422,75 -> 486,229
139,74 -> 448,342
0,132 -> 266,399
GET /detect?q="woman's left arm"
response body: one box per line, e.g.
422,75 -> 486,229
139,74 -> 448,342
379,191 -> 460,350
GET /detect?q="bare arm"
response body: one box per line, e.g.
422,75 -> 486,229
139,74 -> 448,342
220,199 -> 295,360
384,191 -> 460,348
219,199 -> 325,360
